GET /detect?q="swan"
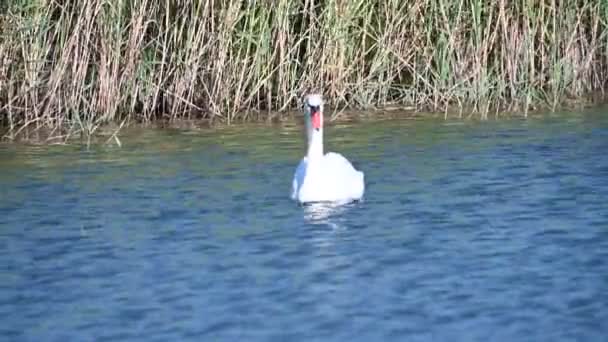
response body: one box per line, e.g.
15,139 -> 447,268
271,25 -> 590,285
291,94 -> 365,204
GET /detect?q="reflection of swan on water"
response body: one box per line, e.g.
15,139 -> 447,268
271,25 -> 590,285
301,202 -> 356,313
302,202 -> 353,230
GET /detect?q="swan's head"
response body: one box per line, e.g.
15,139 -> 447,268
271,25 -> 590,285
304,94 -> 324,133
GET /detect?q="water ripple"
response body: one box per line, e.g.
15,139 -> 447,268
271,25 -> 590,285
1,113 -> 608,341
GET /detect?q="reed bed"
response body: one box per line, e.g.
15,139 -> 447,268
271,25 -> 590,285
1,0 -> 607,140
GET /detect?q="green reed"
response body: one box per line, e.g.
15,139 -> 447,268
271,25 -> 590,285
1,0 -> 607,140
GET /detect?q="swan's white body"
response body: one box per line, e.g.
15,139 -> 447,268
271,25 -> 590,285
291,94 -> 365,204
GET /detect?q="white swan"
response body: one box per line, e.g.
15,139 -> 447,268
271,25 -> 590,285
291,94 -> 365,204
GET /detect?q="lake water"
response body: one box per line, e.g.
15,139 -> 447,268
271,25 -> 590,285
1,109 -> 607,341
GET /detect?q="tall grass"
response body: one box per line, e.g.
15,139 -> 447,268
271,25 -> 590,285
1,0 -> 607,140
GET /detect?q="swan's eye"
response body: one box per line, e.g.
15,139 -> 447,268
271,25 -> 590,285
308,105 -> 320,114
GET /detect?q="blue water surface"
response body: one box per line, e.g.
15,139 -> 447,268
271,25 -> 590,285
1,110 -> 607,341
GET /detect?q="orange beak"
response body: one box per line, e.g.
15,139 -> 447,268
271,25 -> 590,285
311,110 -> 322,130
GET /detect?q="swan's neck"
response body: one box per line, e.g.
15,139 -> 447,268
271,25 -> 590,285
307,129 -> 324,160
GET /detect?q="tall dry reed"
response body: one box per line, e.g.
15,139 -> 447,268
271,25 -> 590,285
1,0 -> 607,140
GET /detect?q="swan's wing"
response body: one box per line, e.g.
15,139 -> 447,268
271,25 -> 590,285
324,152 -> 359,173
291,157 -> 307,200
324,152 -> 365,199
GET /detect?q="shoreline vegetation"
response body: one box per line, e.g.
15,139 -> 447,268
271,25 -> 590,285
1,0 -> 608,143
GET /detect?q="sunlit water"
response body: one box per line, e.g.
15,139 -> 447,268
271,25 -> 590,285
1,109 -> 607,341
